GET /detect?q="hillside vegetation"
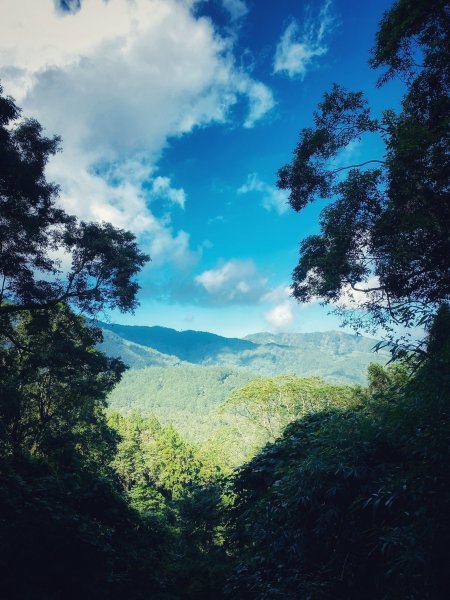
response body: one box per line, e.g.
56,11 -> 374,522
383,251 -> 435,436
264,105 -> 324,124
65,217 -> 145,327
99,329 -> 186,369
99,321 -> 255,363
107,364 -> 255,444
104,327 -> 390,454
100,323 -> 389,384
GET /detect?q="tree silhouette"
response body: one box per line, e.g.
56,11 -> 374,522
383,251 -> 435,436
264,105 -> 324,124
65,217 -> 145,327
0,85 -> 149,323
277,0 -> 449,351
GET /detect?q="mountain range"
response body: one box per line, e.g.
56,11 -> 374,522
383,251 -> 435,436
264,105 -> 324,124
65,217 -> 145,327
100,322 -> 390,445
98,322 -> 389,385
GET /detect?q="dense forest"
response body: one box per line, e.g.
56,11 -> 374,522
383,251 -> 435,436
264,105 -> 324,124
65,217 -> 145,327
1,0 -> 449,598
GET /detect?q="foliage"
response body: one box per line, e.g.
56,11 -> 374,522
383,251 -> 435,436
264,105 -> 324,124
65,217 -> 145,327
0,86 -> 162,599
109,411 -> 231,599
0,307 -> 174,599
1,3 -> 449,598
0,305 -> 124,466
172,483 -> 231,600
0,85 -> 148,322
226,310 -> 450,599
107,370 -> 357,470
0,310 -> 173,600
277,0 -> 450,345
221,375 -> 354,442
109,412 -> 215,507
102,329 -> 390,458
0,456 -> 171,600
107,364 -> 255,446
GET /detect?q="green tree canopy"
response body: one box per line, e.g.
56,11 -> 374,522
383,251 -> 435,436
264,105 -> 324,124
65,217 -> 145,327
0,304 -> 125,466
221,375 -> 353,442
0,86 -> 169,600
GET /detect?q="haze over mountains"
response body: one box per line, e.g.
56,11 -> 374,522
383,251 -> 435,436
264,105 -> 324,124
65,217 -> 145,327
98,322 -> 389,384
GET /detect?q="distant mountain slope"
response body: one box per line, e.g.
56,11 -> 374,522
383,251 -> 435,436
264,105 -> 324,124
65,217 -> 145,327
98,322 -> 256,363
239,332 -> 389,383
245,331 -> 381,354
204,344 -> 388,384
99,323 -> 389,385
98,329 -> 186,369
103,326 -> 390,446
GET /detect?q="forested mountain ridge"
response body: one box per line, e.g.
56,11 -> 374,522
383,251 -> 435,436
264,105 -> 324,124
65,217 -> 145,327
244,330 -> 381,354
99,322 -> 389,384
98,329 -> 188,369
98,321 -> 256,362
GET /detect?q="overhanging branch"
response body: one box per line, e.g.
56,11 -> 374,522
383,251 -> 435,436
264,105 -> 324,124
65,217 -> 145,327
332,160 -> 385,174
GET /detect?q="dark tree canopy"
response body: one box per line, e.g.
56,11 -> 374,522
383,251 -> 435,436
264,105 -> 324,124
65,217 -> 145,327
277,0 -> 450,347
0,84 -> 149,321
227,314 -> 450,599
0,86 -> 167,600
0,304 -> 125,464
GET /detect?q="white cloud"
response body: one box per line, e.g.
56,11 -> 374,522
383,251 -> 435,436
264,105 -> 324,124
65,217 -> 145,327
242,82 -> 276,128
45,151 -> 196,268
13,0 -> 274,156
238,173 -> 289,214
338,276 -> 383,309
0,0 -> 274,268
273,0 -> 334,79
222,0 -> 248,21
264,301 -> 295,330
195,259 -> 268,304
262,284 -> 309,332
262,285 -> 292,303
152,176 -> 186,208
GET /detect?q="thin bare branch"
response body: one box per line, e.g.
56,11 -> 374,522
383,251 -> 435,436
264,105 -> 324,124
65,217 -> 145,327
332,160 -> 385,174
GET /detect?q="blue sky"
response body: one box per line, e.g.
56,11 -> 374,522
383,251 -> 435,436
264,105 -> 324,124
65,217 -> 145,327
0,0 -> 399,337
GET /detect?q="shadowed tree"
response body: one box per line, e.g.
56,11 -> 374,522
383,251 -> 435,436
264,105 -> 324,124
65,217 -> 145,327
0,86 -> 171,600
0,84 -> 149,323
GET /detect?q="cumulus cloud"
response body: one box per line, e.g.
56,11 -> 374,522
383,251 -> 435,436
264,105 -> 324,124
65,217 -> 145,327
273,0 -> 334,79
264,301 -> 295,330
262,285 -> 292,303
242,82 -> 276,128
195,259 -> 269,304
222,0 -> 248,22
262,285 -> 300,331
0,0 -> 274,268
9,0 -> 275,153
151,177 -> 186,209
338,276 -> 383,309
44,151 -> 196,269
238,173 -> 289,214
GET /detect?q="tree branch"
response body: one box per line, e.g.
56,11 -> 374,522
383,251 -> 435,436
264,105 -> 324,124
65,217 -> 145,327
332,160 -> 385,174
350,283 -> 385,293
